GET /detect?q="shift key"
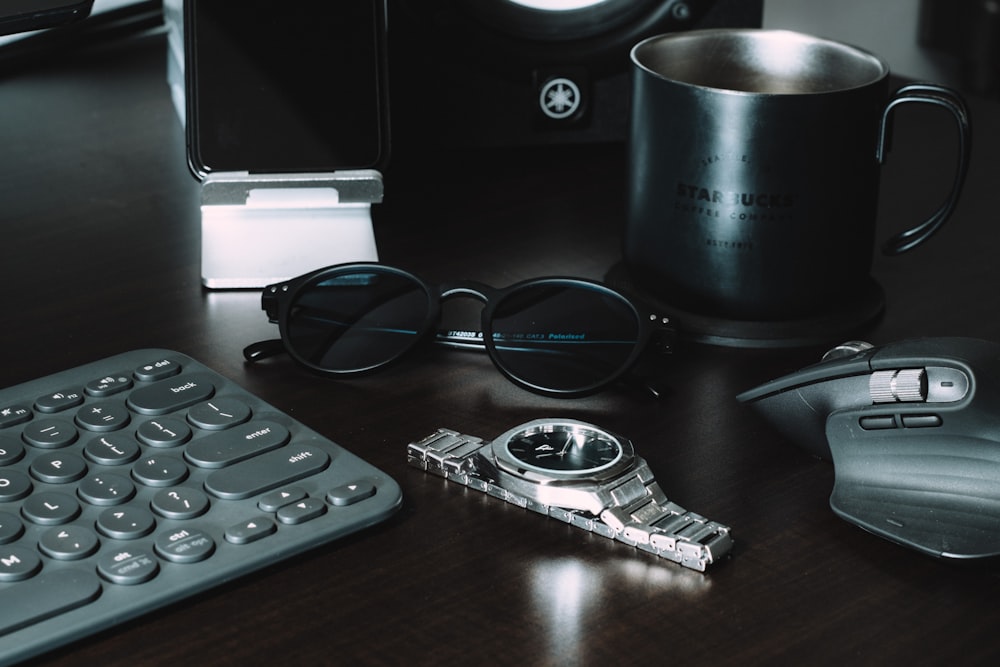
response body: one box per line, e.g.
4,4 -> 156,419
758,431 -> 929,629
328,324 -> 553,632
205,444 -> 330,500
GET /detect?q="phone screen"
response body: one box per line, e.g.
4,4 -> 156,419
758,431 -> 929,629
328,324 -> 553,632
185,0 -> 388,178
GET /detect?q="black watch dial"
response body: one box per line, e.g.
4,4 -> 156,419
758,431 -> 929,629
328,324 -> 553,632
505,423 -> 623,473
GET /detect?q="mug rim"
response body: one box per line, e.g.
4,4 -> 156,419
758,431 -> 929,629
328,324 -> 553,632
631,28 -> 889,96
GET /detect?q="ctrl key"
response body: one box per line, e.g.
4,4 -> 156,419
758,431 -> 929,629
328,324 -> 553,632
0,567 -> 102,635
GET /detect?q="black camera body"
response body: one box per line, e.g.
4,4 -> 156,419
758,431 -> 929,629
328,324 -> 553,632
389,0 -> 763,149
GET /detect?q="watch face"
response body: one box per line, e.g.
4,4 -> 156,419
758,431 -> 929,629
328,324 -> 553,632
504,423 -> 623,474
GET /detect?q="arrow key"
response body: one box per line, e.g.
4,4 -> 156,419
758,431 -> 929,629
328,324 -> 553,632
258,486 -> 306,512
224,517 -> 276,545
276,497 -> 327,525
327,480 -> 376,507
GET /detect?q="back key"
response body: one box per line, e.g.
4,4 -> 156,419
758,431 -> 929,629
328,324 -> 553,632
126,374 -> 216,416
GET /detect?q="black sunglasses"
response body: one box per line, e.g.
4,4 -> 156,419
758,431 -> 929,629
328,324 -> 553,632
243,263 -> 674,397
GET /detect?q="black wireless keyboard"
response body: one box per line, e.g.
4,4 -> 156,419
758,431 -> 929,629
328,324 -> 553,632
0,349 -> 402,665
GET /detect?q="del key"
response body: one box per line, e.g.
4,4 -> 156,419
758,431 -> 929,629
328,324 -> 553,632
126,374 -> 215,415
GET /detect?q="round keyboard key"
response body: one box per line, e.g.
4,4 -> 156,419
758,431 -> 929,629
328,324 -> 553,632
0,470 -> 32,502
155,527 -> 216,563
137,417 -> 192,448
22,418 -> 78,449
21,492 -> 81,525
0,511 -> 24,545
75,401 -> 131,432
0,434 -> 25,464
132,455 -> 189,487
39,525 -> 100,560
77,473 -> 136,506
84,434 -> 140,466
187,397 -> 252,431
151,486 -> 210,519
0,545 -> 41,582
96,506 -> 156,540
30,452 -> 88,484
97,547 -> 159,585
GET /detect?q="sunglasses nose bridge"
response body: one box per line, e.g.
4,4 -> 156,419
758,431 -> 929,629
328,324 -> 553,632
439,281 -> 492,304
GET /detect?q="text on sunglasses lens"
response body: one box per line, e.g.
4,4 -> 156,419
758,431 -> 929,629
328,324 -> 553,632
487,283 -> 642,393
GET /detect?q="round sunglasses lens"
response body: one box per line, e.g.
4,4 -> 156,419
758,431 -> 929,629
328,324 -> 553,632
488,283 -> 641,393
285,268 -> 431,372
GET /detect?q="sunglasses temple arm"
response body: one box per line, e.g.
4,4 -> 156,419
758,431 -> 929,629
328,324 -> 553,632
243,338 -> 287,362
627,326 -> 676,399
242,330 -> 488,366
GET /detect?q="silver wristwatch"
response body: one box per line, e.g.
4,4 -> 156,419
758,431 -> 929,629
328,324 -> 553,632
406,418 -> 733,571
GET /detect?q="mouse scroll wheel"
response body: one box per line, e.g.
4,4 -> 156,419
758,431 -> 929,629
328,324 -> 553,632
822,341 -> 875,361
869,369 -> 928,403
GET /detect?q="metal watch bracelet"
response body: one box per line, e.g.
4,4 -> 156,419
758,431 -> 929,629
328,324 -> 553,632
407,428 -> 733,572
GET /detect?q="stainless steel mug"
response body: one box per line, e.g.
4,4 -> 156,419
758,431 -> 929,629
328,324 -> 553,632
625,29 -> 971,321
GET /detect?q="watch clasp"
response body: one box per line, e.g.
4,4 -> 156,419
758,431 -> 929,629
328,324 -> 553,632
407,429 -> 485,478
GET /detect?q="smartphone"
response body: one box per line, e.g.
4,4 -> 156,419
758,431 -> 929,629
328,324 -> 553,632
184,0 -> 389,179
0,0 -> 93,35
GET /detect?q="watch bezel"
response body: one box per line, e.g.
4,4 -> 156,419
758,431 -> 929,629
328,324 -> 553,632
490,418 -> 636,484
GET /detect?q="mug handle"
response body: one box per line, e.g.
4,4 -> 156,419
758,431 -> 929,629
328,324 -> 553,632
876,83 -> 972,256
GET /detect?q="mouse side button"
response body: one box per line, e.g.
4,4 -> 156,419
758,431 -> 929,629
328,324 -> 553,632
926,366 -> 971,402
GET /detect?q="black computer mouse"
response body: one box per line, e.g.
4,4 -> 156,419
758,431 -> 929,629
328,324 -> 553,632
738,337 -> 1000,560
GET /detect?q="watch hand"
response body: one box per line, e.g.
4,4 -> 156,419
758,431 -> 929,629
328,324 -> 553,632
557,433 -> 575,457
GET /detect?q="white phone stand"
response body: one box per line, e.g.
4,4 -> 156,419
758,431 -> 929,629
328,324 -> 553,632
199,170 -> 381,289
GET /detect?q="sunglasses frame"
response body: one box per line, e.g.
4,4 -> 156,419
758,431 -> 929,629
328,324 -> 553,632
246,263 -> 673,397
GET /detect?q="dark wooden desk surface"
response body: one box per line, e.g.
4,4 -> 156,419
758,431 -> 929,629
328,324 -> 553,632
3,33 -> 1000,666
